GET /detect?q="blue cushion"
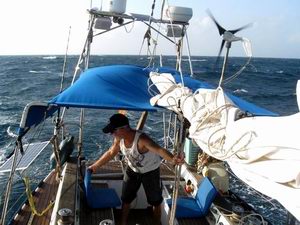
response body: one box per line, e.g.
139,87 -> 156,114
84,169 -> 121,208
167,177 -> 217,218
167,197 -> 204,218
195,177 -> 218,215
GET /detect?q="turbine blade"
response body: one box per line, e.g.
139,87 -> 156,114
218,40 -> 225,58
206,9 -> 226,36
230,23 -> 253,34
214,40 -> 225,69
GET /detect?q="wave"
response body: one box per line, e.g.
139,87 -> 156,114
0,116 -> 16,126
0,154 -> 5,165
42,56 -> 57,60
7,126 -> 18,138
167,58 -> 207,62
191,59 -> 207,62
250,92 -> 296,98
233,88 -> 248,94
29,70 -> 52,74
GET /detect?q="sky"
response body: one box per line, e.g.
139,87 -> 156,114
0,0 -> 300,58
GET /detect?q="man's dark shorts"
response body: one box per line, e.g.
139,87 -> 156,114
121,166 -> 163,206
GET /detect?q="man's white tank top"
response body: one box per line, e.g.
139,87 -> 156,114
120,131 -> 161,173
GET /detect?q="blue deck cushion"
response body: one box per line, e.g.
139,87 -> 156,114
84,169 -> 121,208
167,177 -> 218,218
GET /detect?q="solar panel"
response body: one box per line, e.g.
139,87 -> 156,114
0,141 -> 50,173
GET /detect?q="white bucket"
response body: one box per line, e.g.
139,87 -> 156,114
108,0 -> 127,14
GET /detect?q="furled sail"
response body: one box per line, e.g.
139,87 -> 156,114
150,71 -> 300,221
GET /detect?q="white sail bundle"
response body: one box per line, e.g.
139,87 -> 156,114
150,71 -> 300,221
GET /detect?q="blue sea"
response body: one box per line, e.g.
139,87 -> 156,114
0,55 -> 299,224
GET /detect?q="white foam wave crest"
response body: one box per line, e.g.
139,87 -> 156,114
42,56 -> 57,60
7,126 -> 18,138
29,70 -> 51,74
233,88 -> 248,94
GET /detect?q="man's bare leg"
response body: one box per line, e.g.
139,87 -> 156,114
121,202 -> 130,225
153,204 -> 161,225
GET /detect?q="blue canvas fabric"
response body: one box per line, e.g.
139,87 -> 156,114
50,65 -> 159,111
167,177 -> 218,218
18,65 -> 277,138
84,169 -> 121,208
17,102 -> 58,137
49,65 -> 276,115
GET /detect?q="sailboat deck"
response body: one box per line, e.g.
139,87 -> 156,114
117,209 -> 208,225
9,160 -> 210,225
10,170 -> 58,225
80,183 -> 114,225
83,161 -> 210,225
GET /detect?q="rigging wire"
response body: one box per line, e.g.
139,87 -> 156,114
185,30 -> 194,76
123,20 -> 135,33
160,0 -> 166,20
139,0 -> 157,62
219,38 -> 253,86
59,26 -> 72,93
0,109 -> 51,224
164,0 -> 192,78
223,55 -> 252,85
60,14 -> 96,122
0,145 -> 19,225
0,111 -> 62,223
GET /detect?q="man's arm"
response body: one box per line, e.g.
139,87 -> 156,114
88,138 -> 120,173
140,134 -> 184,165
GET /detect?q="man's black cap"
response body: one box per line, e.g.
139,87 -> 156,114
102,113 -> 129,133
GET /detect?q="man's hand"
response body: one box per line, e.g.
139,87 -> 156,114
87,165 -> 95,173
172,152 -> 185,165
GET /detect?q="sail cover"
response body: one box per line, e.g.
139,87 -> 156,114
49,65 -> 276,116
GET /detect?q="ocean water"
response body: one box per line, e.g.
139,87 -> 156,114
0,55 -> 299,224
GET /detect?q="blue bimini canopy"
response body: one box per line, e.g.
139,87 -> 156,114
49,65 -> 160,111
49,65 -> 276,116
17,65 -> 276,138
